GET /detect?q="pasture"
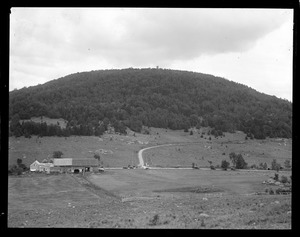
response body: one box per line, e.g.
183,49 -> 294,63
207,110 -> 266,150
8,169 -> 292,228
8,127 -> 292,169
8,127 -> 292,228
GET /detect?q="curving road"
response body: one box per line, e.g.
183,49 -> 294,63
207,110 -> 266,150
138,143 -> 180,169
137,143 -> 280,172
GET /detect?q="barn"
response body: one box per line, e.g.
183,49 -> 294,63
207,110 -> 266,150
53,158 -> 99,173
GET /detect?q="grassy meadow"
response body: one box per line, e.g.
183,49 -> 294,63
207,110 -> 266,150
8,127 -> 292,170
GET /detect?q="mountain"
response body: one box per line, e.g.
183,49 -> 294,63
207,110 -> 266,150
9,68 -> 292,139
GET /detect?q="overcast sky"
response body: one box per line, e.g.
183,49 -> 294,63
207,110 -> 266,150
10,8 -> 293,101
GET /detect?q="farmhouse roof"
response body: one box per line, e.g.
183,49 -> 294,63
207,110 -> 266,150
30,160 -> 53,167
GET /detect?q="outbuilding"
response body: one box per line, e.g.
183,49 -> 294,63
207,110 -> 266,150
53,158 -> 99,173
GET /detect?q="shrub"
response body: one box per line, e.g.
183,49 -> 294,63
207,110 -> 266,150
280,175 -> 288,184
53,151 -> 63,158
229,153 -> 247,169
9,165 -> 24,175
94,153 -> 100,160
221,160 -> 230,170
190,130 -> 193,135
149,214 -> 160,226
271,159 -> 281,171
274,173 -> 279,181
18,163 -> 28,171
269,188 -> 274,195
284,160 -> 291,169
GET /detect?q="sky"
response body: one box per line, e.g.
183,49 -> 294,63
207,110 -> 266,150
9,8 -> 293,101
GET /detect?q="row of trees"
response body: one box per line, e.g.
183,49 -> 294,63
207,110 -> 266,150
220,153 -> 291,171
9,114 -> 131,137
9,68 -> 292,138
220,152 -> 248,170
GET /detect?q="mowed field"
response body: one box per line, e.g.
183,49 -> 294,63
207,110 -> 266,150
8,127 -> 292,228
8,127 -> 292,169
8,132 -> 156,168
8,169 -> 292,228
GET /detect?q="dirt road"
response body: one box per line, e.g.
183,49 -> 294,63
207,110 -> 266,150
138,144 -> 176,168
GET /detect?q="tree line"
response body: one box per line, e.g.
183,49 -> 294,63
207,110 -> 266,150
9,68 -> 292,138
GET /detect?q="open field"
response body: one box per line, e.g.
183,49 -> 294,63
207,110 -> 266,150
8,169 -> 291,228
8,127 -> 292,228
143,139 -> 292,168
8,133 -> 154,168
8,127 -> 292,169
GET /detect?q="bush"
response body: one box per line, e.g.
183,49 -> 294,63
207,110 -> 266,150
53,151 -> 63,158
229,153 -> 247,169
190,130 -> 193,135
221,160 -> 230,170
280,175 -> 288,184
284,160 -> 291,169
94,153 -> 100,160
148,214 -> 160,226
271,159 -> 281,171
274,173 -> 279,181
8,165 -> 24,175
269,188 -> 274,195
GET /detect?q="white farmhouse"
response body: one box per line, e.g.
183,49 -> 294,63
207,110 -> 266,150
30,160 -> 54,173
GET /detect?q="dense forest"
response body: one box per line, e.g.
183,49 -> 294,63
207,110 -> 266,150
9,68 -> 292,139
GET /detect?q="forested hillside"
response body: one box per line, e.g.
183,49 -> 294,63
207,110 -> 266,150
9,68 -> 292,139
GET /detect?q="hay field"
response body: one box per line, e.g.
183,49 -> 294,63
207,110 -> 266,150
8,169 -> 292,228
8,127 -> 292,169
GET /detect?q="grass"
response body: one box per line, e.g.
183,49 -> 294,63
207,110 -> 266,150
8,167 -> 291,228
8,174 -> 101,211
9,134 -> 149,168
153,186 -> 223,194
8,127 -> 292,228
9,127 -> 292,170
142,130 -> 292,168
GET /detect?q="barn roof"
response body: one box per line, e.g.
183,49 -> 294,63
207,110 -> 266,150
53,158 -> 99,167
72,158 -> 99,167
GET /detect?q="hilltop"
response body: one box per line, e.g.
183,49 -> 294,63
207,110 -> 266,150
9,68 -> 292,139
